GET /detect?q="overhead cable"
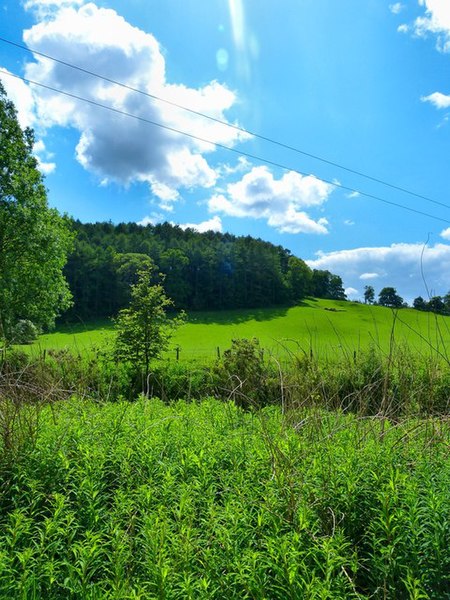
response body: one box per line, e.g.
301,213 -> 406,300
1,35 -> 449,211
1,68 -> 450,226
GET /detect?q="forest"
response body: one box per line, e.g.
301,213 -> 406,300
63,220 -> 347,320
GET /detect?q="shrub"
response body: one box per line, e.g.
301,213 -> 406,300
11,320 -> 39,344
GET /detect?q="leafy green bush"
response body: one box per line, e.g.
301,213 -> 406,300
11,319 -> 39,344
213,338 -> 281,408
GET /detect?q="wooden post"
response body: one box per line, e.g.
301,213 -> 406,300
176,346 -> 180,361
217,346 -> 221,359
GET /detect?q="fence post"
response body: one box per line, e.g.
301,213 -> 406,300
217,346 -> 221,359
176,346 -> 180,361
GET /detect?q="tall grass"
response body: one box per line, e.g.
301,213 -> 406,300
0,397 -> 448,598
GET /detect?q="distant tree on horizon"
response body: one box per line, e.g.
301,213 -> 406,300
413,296 -> 427,311
364,285 -> 375,304
378,287 -> 404,308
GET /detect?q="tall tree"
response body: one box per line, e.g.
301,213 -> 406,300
364,285 -> 375,304
427,296 -> 446,314
0,82 -> 73,340
311,270 -> 347,300
114,270 -> 185,385
287,256 -> 312,303
413,296 -> 427,311
378,287 -> 403,308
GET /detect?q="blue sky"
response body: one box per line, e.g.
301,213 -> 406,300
1,0 -> 450,302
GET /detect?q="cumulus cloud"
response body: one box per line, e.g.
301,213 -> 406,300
19,1 -> 248,208
441,227 -> 450,240
307,242 -> 450,302
208,165 -> 333,234
359,272 -> 381,280
421,91 -> 450,108
179,216 -> 223,233
413,0 -> 450,52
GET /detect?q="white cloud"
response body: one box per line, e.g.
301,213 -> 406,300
344,219 -> 355,226
0,77 -> 57,173
359,272 -> 380,280
179,216 -> 223,233
208,165 -> 333,234
219,156 -> 252,177
397,24 -> 409,33
307,242 -> 450,302
389,3 -> 404,15
0,69 -> 36,128
347,191 -> 360,199
24,0 -> 84,18
137,212 -> 165,226
440,227 -> 450,239
137,214 -> 223,233
414,0 -> 450,52
421,91 -> 450,108
19,1 -> 248,209
31,138 -> 56,174
36,156 -> 56,174
345,287 -> 359,298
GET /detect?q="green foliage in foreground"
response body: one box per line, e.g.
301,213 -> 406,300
0,397 -> 449,599
4,337 -> 450,415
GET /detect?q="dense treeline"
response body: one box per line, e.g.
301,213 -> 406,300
413,294 -> 450,315
63,220 -> 346,320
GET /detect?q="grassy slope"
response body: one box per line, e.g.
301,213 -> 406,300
30,299 -> 450,360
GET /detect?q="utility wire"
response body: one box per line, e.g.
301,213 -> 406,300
1,35 -> 449,211
1,68 -> 450,226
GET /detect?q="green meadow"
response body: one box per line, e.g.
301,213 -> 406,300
31,299 -> 450,361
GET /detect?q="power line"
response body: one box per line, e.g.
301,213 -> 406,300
1,68 -> 450,226
1,35 -> 449,211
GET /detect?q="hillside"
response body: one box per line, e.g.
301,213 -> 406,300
32,299 -> 450,360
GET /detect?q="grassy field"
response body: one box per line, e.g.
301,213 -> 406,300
30,299 -> 450,361
0,397 -> 448,599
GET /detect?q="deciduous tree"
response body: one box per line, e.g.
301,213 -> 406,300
364,285 -> 375,304
378,287 -> 403,308
114,270 -> 185,386
0,82 -> 73,340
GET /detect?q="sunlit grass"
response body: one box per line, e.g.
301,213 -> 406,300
27,299 -> 450,362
